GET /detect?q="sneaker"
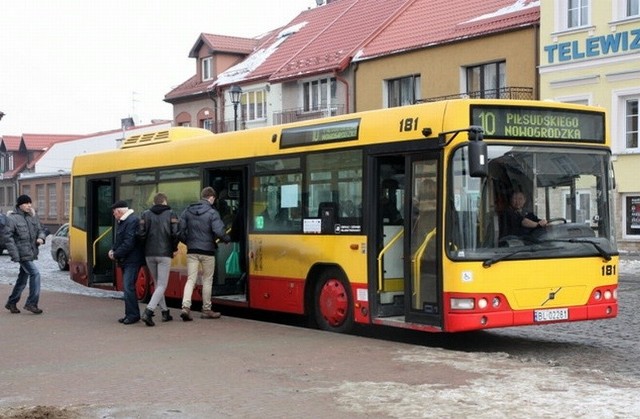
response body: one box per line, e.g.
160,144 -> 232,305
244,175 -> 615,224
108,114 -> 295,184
23,305 -> 43,314
5,303 -> 20,314
180,308 -> 193,322
200,309 -> 221,319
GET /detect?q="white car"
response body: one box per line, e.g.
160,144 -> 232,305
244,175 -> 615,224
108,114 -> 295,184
50,223 -> 70,270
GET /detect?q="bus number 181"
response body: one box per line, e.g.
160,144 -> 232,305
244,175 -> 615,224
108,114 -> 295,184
399,117 -> 419,132
601,265 -> 616,276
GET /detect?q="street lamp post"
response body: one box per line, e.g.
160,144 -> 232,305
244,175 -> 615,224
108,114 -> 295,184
229,85 -> 242,131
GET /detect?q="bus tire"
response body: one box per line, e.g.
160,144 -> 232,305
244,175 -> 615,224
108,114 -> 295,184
313,268 -> 354,333
135,267 -> 152,303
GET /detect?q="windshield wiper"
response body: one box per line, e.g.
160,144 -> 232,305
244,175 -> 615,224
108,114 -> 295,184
537,238 -> 612,261
482,245 -> 555,268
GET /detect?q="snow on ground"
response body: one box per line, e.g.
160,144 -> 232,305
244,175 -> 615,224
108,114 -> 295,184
0,237 -> 122,299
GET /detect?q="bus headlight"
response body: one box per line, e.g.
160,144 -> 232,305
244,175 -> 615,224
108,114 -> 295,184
492,296 -> 501,308
477,298 -> 488,309
604,290 -> 612,300
594,290 -> 602,300
451,298 -> 475,310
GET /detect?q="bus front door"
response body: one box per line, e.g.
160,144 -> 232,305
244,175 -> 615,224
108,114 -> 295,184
87,179 -> 115,286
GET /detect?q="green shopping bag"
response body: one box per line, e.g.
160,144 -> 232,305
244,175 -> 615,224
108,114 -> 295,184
225,243 -> 241,276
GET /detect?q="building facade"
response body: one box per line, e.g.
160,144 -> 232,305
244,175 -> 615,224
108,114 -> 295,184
539,0 -> 640,251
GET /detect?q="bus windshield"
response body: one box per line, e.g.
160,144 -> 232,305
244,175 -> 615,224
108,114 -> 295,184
447,144 -> 616,262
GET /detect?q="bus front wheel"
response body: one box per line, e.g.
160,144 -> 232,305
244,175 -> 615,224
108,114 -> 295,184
313,269 -> 354,333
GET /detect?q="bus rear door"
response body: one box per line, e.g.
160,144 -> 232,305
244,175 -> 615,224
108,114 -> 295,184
86,178 -> 116,286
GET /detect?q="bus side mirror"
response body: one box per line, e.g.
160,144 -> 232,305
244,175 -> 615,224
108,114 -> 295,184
468,139 -> 488,178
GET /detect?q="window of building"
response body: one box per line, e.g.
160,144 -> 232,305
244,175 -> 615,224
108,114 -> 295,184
63,183 -> 70,217
202,57 -> 212,81
241,90 -> 267,121
6,186 -> 13,206
624,194 -> 640,239
48,184 -> 57,218
626,0 -> 640,17
625,98 -> 639,149
386,75 -> 421,108
202,119 -> 214,131
466,62 -> 505,98
302,78 -> 337,112
568,0 -> 589,28
555,0 -> 592,31
613,90 -> 640,153
36,185 -> 45,216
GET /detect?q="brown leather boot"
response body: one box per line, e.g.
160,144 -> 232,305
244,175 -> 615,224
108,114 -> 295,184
200,309 -> 221,319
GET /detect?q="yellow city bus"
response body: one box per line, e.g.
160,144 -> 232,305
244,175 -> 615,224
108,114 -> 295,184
69,99 -> 618,333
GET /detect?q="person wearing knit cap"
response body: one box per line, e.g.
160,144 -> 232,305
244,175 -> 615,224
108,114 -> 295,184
4,194 -> 47,315
108,199 -> 145,324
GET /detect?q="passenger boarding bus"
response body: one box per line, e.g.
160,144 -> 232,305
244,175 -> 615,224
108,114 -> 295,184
69,99 -> 618,333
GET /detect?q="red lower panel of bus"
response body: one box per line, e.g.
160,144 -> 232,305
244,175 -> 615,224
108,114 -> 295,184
249,275 -> 305,314
443,291 -> 618,333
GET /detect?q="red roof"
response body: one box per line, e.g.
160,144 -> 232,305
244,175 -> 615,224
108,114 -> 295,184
171,0 -> 539,93
356,0 -> 540,60
259,0 -> 406,83
20,134 -> 83,152
0,135 -> 21,152
188,33 -> 259,58
166,33 -> 267,101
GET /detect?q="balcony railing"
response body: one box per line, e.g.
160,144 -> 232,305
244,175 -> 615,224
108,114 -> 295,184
416,87 -> 534,103
273,104 -> 346,125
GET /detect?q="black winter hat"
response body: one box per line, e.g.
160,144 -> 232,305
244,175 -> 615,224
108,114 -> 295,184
111,200 -> 129,210
16,195 -> 32,206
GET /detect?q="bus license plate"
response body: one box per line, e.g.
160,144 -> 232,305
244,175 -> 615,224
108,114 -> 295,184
534,308 -> 569,322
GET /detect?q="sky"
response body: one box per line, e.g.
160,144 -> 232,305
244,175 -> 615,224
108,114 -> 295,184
0,0 -> 318,136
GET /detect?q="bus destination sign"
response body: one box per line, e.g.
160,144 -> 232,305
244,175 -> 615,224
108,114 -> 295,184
281,119 -> 360,148
470,105 -> 605,143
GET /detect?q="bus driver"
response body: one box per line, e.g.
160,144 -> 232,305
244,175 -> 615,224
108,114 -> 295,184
501,191 -> 547,237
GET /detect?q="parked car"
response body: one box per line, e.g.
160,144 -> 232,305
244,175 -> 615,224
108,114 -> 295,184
50,223 -> 70,270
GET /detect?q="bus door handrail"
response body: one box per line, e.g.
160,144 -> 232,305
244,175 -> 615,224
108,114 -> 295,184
411,228 -> 436,303
92,226 -> 113,268
377,228 -> 404,292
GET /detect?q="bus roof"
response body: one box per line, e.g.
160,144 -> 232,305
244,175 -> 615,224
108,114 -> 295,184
71,99 -> 607,176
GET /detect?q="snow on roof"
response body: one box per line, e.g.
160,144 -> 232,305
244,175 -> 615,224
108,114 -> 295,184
213,22 -> 308,87
465,0 -> 540,23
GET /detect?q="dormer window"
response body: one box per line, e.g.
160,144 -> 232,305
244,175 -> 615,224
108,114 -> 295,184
202,57 -> 213,81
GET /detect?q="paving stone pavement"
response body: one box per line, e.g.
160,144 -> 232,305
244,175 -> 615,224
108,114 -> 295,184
2,284 -> 639,419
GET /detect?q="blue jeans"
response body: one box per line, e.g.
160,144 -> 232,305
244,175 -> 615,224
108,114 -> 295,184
7,261 -> 41,307
122,263 -> 141,320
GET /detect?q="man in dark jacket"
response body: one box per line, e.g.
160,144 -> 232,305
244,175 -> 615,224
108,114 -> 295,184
4,195 -> 47,314
179,186 -> 230,321
138,192 -> 179,326
108,200 -> 145,325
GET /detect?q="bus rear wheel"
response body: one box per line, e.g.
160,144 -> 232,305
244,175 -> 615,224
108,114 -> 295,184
313,269 -> 354,333
135,267 -> 152,303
